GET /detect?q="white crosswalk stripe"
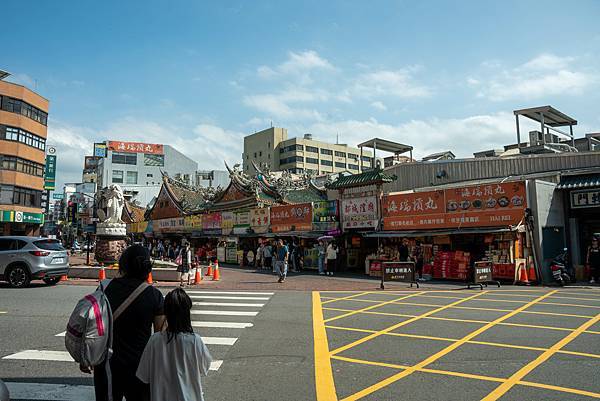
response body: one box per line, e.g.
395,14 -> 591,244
192,321 -> 253,329
192,301 -> 265,307
189,295 -> 271,300
53,332 -> 238,345
191,310 -> 259,316
187,291 -> 274,295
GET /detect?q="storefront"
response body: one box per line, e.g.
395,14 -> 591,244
0,210 -> 44,236
557,171 -> 600,279
369,181 -> 531,282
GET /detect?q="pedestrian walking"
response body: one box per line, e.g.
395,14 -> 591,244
412,240 -> 424,280
275,239 -> 289,283
136,288 -> 213,401
263,242 -> 272,271
587,236 -> 600,284
256,243 -> 264,269
178,243 -> 192,287
326,242 -> 338,276
316,240 -> 326,275
85,245 -> 166,401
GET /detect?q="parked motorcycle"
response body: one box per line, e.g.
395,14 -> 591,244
550,248 -> 571,286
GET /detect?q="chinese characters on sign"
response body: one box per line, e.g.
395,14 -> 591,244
382,261 -> 415,283
571,189 -> 600,209
202,212 -> 222,233
312,200 -> 339,231
383,182 -> 527,230
341,196 -> 378,229
250,208 -> 270,233
107,141 -> 164,155
473,261 -> 493,283
221,212 -> 235,235
270,203 -> 312,232
44,155 -> 57,190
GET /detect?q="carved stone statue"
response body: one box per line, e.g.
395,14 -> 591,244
96,184 -> 127,237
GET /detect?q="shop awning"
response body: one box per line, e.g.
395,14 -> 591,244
364,227 -> 515,238
556,174 -> 600,189
261,231 -> 324,239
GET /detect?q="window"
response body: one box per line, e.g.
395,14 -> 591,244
147,173 -> 153,177
259,151 -> 262,157
144,154 -> 164,167
112,152 -> 137,165
280,156 -> 303,165
0,125 -> 46,151
126,171 -> 138,184
34,239 -> 65,251
306,157 -> 318,164
0,95 -> 48,125
3,186 -> 43,207
320,148 -> 333,155
279,144 -> 303,153
335,151 -> 346,158
348,154 -> 359,161
361,156 -> 372,163
112,170 -> 124,183
306,146 -> 318,153
335,162 -> 346,168
348,164 -> 359,170
320,159 -> 333,166
254,152 -> 257,158
0,155 -> 44,177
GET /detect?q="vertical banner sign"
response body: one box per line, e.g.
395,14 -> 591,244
44,147 -> 57,190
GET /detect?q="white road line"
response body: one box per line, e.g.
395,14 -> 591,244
192,302 -> 265,307
189,295 -> 270,300
186,291 -> 274,295
192,321 -> 253,329
2,350 -> 223,371
201,336 -> 237,345
52,333 -> 236,345
5,382 -> 94,401
55,331 -> 66,337
191,310 -> 259,316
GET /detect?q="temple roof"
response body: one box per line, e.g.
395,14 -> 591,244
122,201 -> 146,223
326,168 -> 397,189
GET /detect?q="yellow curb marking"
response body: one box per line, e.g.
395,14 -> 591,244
313,291 -> 337,401
321,291 -> 372,305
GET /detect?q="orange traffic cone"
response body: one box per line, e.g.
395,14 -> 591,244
60,274 -> 68,282
147,272 -> 153,284
516,261 -> 530,285
98,266 -> 106,281
527,262 -> 537,283
206,262 -> 213,277
194,266 -> 203,284
212,260 -> 220,281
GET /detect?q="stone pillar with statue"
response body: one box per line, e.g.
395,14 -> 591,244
94,185 -> 128,264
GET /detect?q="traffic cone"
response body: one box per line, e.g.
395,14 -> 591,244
98,266 -> 106,281
147,272 -> 153,285
206,262 -> 213,277
527,261 -> 537,283
194,265 -> 202,284
212,260 -> 220,281
60,274 -> 68,282
516,261 -> 530,285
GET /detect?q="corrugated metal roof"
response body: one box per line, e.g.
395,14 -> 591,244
557,174 -> 600,189
384,152 -> 600,193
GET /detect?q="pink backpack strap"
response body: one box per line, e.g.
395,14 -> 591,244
85,295 -> 105,336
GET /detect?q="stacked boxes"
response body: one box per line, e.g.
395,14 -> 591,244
433,251 -> 471,280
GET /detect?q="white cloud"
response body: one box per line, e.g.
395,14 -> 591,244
256,50 -> 335,84
242,88 -> 330,121
474,53 -> 597,101
370,101 -> 387,111
303,112 -> 539,160
353,68 -> 431,99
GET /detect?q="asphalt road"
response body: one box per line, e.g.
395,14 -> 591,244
1,283 -> 599,401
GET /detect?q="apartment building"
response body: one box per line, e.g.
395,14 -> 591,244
0,72 -> 49,235
96,140 -> 197,207
242,127 -> 373,176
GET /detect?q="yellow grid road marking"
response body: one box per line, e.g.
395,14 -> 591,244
550,295 -> 600,302
339,290 -> 558,401
321,291 -> 372,305
481,310 -> 600,401
324,306 -> 600,337
326,325 -> 600,360
324,291 -> 426,324
331,291 -> 488,356
540,301 -> 600,309
470,298 -> 528,304
313,292 -> 337,401
332,355 -> 600,398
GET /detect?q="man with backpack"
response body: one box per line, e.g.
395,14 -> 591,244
67,245 -> 166,401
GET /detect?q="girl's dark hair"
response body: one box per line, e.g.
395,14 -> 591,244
119,245 -> 152,280
164,288 -> 194,343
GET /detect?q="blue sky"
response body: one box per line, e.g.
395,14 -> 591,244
4,0 -> 600,188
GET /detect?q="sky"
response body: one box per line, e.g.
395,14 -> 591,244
4,0 -> 600,189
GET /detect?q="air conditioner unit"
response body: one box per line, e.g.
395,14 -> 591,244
529,130 -> 560,145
